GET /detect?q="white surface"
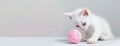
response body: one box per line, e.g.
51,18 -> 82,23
0,37 -> 119,46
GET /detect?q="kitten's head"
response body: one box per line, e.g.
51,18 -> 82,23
64,8 -> 91,30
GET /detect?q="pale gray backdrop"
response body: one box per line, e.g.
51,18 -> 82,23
0,0 -> 119,37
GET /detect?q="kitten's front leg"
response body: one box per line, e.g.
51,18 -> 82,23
81,36 -> 86,42
87,28 -> 102,44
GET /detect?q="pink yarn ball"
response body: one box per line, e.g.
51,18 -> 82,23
68,29 -> 82,44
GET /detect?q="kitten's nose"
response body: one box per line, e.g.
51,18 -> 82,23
76,25 -> 80,27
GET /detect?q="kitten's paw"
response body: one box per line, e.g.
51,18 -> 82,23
99,35 -> 113,41
87,39 -> 97,44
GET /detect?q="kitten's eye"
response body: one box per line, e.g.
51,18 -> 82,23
82,23 -> 86,26
76,25 -> 80,27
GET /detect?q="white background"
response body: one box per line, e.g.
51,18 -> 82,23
0,0 -> 119,37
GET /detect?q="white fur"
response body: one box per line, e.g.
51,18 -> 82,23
64,8 -> 114,44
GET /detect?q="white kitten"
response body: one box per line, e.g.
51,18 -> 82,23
64,8 -> 114,44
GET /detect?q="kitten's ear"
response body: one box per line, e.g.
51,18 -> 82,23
64,12 -> 73,19
82,8 -> 90,16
